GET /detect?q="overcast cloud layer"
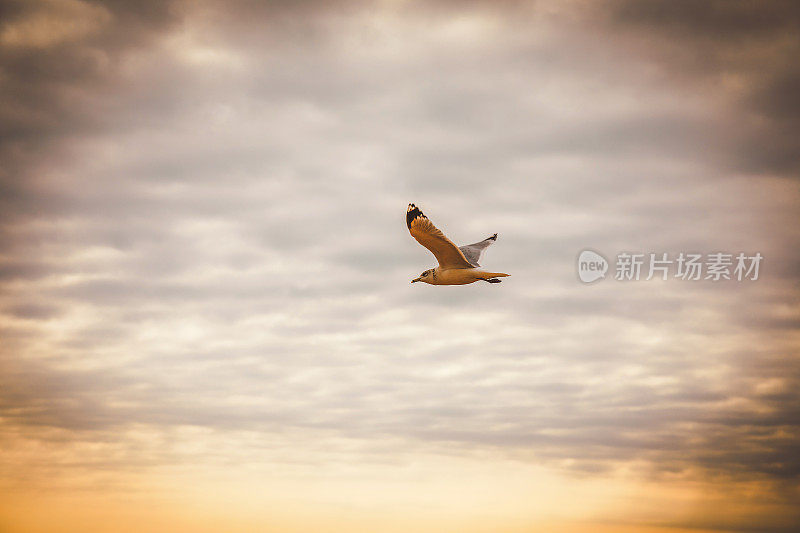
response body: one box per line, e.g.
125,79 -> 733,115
1,1 -> 799,532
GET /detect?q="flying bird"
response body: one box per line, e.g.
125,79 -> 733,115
406,203 -> 510,285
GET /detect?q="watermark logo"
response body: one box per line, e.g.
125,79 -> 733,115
577,250 -> 609,283
577,250 -> 763,283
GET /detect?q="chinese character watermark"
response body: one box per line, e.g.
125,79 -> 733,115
577,250 -> 762,283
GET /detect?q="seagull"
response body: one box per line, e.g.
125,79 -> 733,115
406,203 -> 510,285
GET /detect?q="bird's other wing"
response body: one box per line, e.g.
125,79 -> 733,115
458,233 -> 498,267
406,204 -> 474,269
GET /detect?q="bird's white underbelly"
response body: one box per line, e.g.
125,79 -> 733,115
434,268 -> 482,285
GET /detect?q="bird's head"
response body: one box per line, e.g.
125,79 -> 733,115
411,269 -> 434,284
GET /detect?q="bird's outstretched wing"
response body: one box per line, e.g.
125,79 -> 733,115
406,204 -> 474,269
459,234 -> 497,267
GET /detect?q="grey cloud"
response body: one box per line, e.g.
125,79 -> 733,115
609,0 -> 800,39
605,0 -> 800,176
0,0 -> 184,255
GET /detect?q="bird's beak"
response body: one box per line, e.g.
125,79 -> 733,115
411,277 -> 421,283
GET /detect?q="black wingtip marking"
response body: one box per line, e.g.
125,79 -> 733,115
486,278 -> 502,283
489,233 -> 497,241
406,203 -> 426,229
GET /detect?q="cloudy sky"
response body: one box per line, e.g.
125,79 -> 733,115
1,1 -> 799,532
